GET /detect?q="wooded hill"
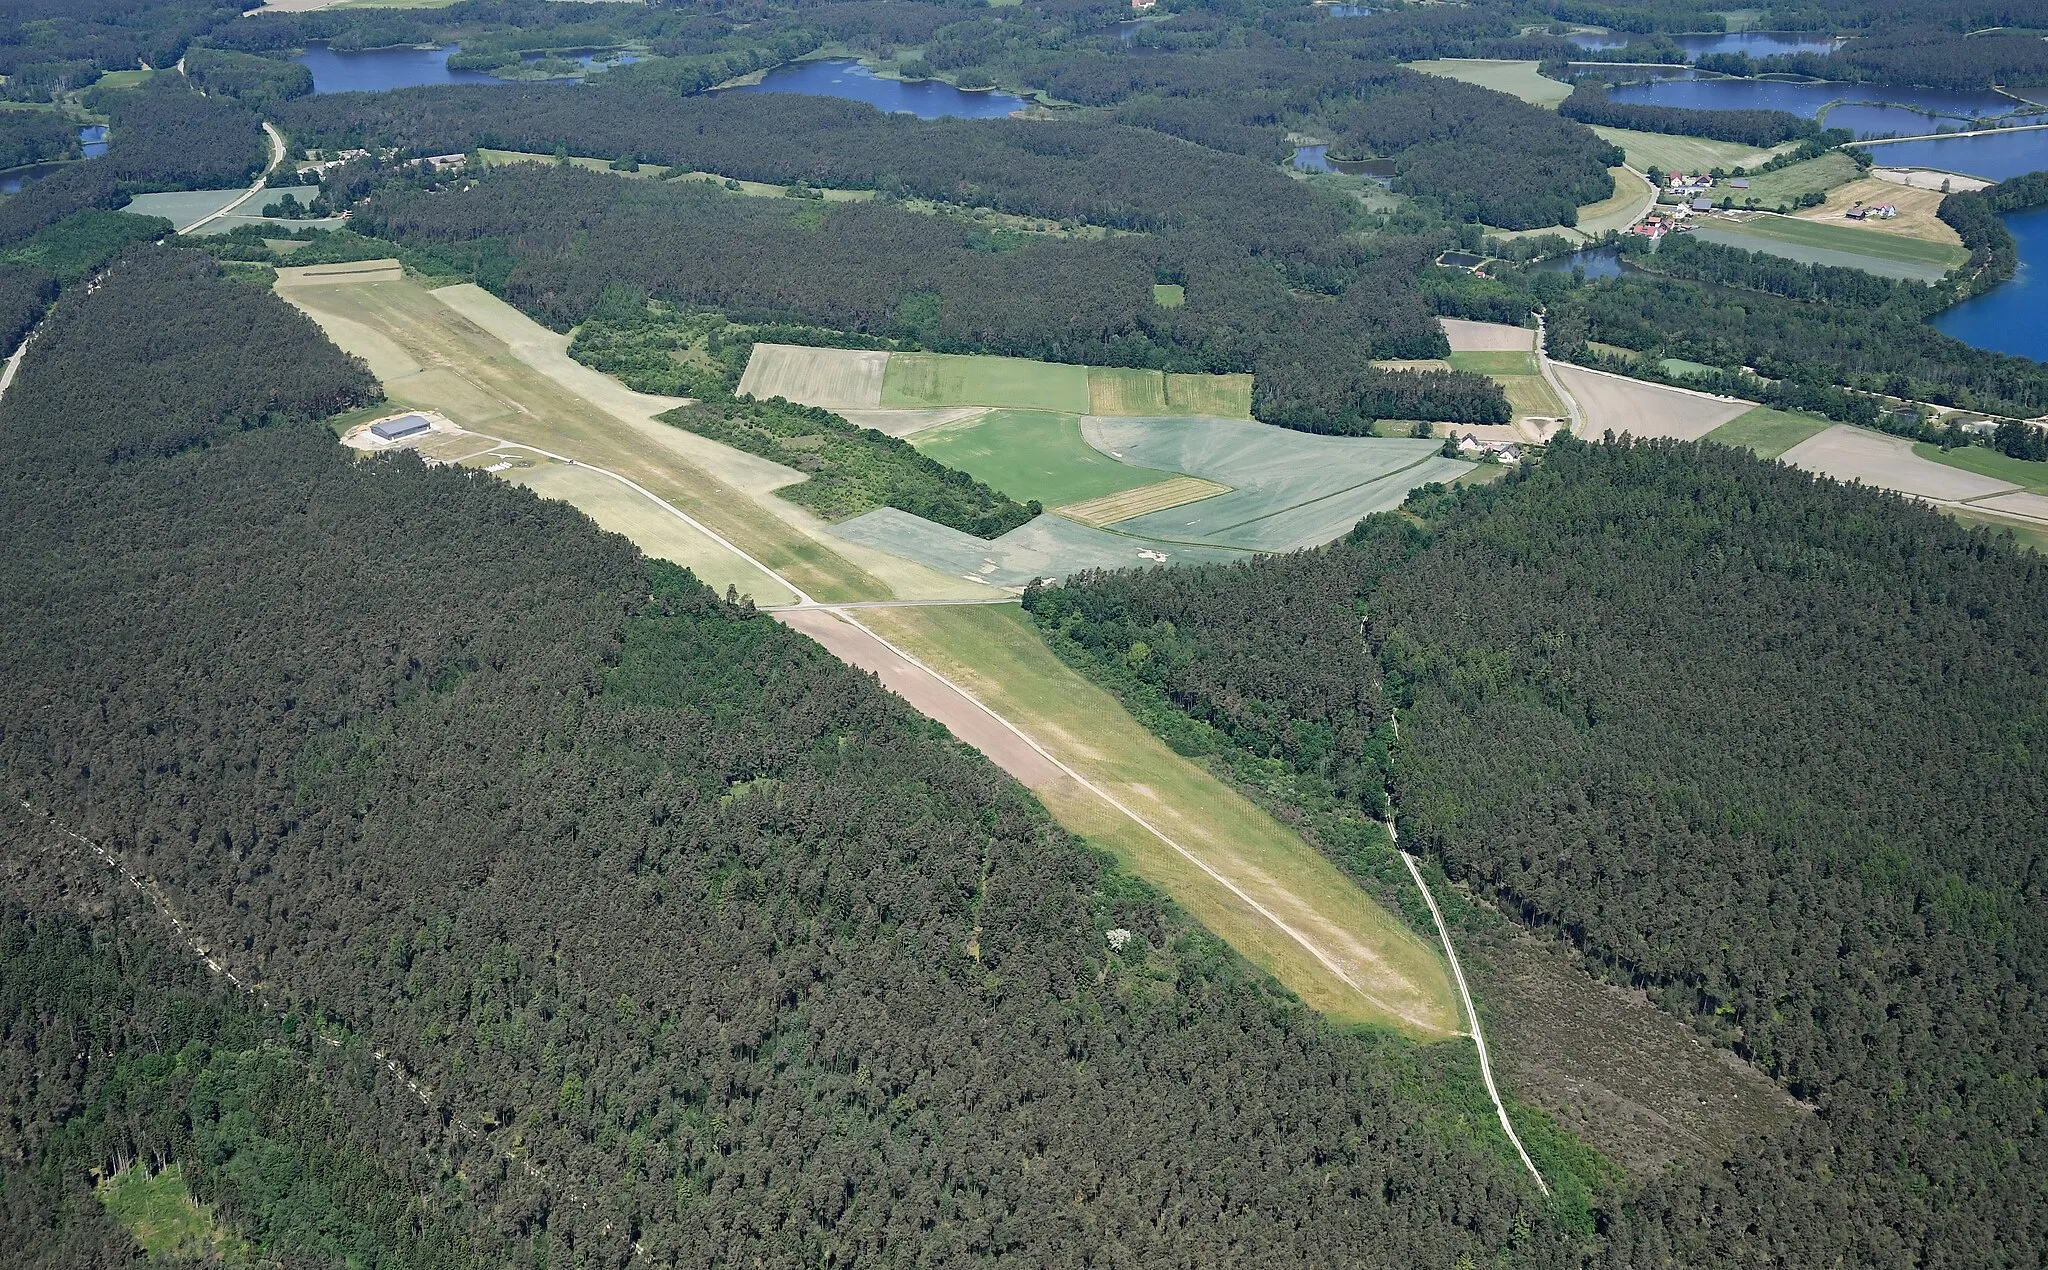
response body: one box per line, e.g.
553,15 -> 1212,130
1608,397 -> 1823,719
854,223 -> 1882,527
0,246 -> 1570,1266
1026,438 -> 2048,1266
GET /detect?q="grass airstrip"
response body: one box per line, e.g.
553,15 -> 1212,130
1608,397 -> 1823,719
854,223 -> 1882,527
280,262 -> 1471,1037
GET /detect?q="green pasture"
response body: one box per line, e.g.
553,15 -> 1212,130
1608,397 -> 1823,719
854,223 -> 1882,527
1658,357 -> 1722,380
1916,441 -> 2048,495
1689,217 -> 1966,281
1153,282 -> 1185,307
881,351 -> 1092,413
1949,505 -> 2048,553
910,408 -> 1169,505
1407,59 -> 1574,108
1448,351 -> 1568,418
1448,351 -> 1537,376
1712,151 -> 1861,207
1590,126 -> 1796,175
1707,406 -> 1831,459
91,68 -> 155,91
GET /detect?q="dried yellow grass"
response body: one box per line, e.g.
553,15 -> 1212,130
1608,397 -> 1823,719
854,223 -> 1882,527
1055,474 -> 1232,527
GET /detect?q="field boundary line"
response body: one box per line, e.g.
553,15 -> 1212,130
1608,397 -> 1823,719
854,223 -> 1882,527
826,605 -> 1452,1036
1393,827 -> 1550,1195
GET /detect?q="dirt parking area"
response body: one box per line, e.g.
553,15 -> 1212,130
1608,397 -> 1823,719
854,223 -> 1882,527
1780,425 -> 2022,502
1439,318 -> 1536,352
1552,364 -> 1750,441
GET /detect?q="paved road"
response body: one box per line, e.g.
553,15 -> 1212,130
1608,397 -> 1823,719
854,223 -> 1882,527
179,121 -> 288,234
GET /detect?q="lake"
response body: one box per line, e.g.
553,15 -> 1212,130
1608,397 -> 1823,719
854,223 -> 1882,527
297,46 -> 505,94
1859,128 -> 2048,181
1607,77 -> 2043,137
1569,31 -> 1841,59
1289,145 -> 1394,176
729,59 -> 1025,119
1933,205 -> 2048,362
1532,246 -> 1627,279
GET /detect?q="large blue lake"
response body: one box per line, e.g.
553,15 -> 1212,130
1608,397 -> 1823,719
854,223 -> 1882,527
1933,206 -> 2048,362
1860,129 -> 2048,181
729,59 -> 1024,118
1569,31 -> 1841,59
1606,77 -> 2043,138
296,45 -> 504,94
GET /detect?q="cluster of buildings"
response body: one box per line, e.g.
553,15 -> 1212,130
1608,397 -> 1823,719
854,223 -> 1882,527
1456,434 -> 1522,464
1845,202 -> 1899,221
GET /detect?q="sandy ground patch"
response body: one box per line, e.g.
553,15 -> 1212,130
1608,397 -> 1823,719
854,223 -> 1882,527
1457,420 -> 1566,445
1795,177 -> 1964,247
1873,167 -> 1992,193
275,259 -> 405,286
738,343 -> 888,408
1552,364 -> 1750,441
1780,425 -> 2022,502
1440,318 -> 1535,352
837,406 -> 987,438
1960,491 -> 2048,524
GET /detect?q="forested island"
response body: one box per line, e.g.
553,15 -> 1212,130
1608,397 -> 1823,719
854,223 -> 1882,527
2,0 -> 2046,1265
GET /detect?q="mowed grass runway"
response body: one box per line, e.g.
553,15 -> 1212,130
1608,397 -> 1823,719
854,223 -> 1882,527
861,603 -> 1464,1036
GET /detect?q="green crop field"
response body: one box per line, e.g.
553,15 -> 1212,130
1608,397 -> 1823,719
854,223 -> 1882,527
1591,126 -> 1796,175
1448,351 -> 1537,376
1448,351 -> 1567,419
1690,217 -> 1967,281
911,408 -> 1168,505
1916,441 -> 2048,495
1086,366 -> 1254,417
1707,406 -> 1831,459
1407,59 -> 1574,108
881,351 -> 1092,413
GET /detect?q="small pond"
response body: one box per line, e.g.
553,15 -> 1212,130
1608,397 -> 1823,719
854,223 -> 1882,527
1532,246 -> 1627,279
728,59 -> 1025,119
1861,127 -> 2048,182
295,45 -> 505,94
79,124 -> 108,158
1322,4 -> 1376,15
1932,205 -> 2048,362
1290,145 -> 1394,176
0,160 -> 68,195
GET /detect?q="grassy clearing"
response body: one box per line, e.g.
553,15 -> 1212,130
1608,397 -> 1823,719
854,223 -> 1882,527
1153,282 -> 1185,307
1706,406 -> 1831,458
1085,366 -> 1254,418
1055,474 -> 1232,526
279,273 -> 961,603
1916,442 -> 2048,495
1576,167 -> 1654,236
1701,214 -> 1968,270
1448,351 -> 1567,419
1711,150 -> 1860,208
1447,351 -> 1537,377
860,603 -> 1463,1035
1590,126 -> 1796,174
882,351 -> 1092,413
912,408 -> 1168,505
97,1164 -> 249,1264
1407,59 -> 1574,108
1949,504 -> 2048,553
91,68 -> 155,91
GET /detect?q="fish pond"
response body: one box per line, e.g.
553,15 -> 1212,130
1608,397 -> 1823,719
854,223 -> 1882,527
1932,205 -> 2048,363
1606,76 -> 2045,138
729,59 -> 1025,119
1859,128 -> 2048,182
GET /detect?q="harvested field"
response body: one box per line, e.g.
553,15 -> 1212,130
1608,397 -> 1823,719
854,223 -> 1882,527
1969,491 -> 2048,525
911,408 -> 1168,505
1706,406 -> 1830,459
1551,363 -> 1750,441
881,350 -> 1092,413
1440,317 -> 1535,352
858,602 -> 1464,1036
1914,442 -> 2048,496
1470,924 -> 1802,1178
1780,424 -> 2021,502
830,507 -> 1241,587
1795,177 -> 1963,247
736,343 -> 888,409
1086,418 -> 1467,551
1055,475 -> 1232,527
1406,59 -> 1573,108
274,259 -> 404,286
1086,366 -> 1255,418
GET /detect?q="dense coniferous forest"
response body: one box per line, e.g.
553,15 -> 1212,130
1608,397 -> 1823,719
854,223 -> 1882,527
0,246 -> 1574,1266
1026,439 -> 2048,1266
351,163 -> 1507,430
0,112 -> 85,172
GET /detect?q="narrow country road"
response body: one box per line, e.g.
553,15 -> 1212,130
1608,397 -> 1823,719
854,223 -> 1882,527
1535,313 -> 1582,434
179,121 -> 287,234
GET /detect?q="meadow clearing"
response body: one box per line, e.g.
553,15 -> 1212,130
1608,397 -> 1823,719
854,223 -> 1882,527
737,342 -> 889,408
1086,365 -> 1255,418
858,602 -> 1465,1036
1406,59 -> 1574,108
1794,176 -> 1964,246
1705,150 -> 1862,209
881,350 -> 1093,413
1447,350 -> 1571,420
1589,126 -> 1799,175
